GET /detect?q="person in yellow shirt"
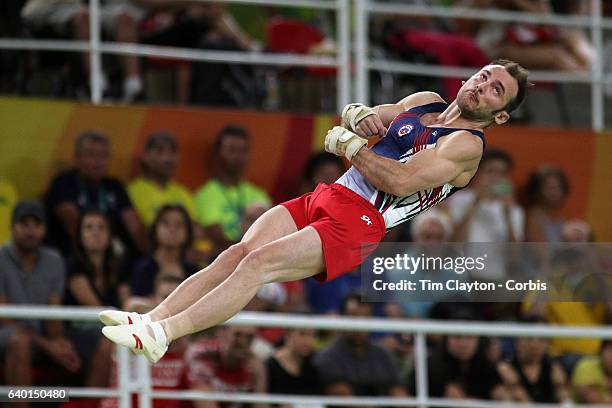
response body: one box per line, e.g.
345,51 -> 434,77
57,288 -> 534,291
572,339 -> 612,404
128,132 -> 195,226
0,180 -> 18,244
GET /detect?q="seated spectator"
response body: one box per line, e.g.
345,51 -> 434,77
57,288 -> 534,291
194,125 -> 271,254
0,179 -> 17,244
394,209 -> 455,318
139,1 -> 255,104
466,0 -> 594,72
65,210 -> 122,308
128,131 -> 195,226
185,326 -> 267,406
382,0 -> 489,99
267,328 -> 320,395
300,151 -> 346,195
523,165 -> 570,242
130,204 -> 197,298
313,294 -> 407,397
497,320 -> 570,403
0,201 -> 80,389
423,332 -> 508,400
63,210 -> 119,388
448,149 -> 523,242
21,0 -> 145,100
101,273 -> 189,408
45,130 -> 148,257
572,339 -> 612,404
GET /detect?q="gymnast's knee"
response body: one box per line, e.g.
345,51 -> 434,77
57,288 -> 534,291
232,248 -> 271,285
224,242 -> 251,262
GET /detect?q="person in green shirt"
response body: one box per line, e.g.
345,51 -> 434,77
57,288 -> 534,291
128,132 -> 195,226
194,125 -> 270,253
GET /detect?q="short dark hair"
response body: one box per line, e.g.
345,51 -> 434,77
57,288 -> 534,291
490,59 -> 530,113
214,125 -> 249,152
74,130 -> 109,155
145,131 -> 177,152
480,148 -> 514,170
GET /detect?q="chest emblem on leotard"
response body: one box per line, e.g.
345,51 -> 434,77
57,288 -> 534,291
398,124 -> 413,137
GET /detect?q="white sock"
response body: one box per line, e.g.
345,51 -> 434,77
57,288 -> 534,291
149,322 -> 168,346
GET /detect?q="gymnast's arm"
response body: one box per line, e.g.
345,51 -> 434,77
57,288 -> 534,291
351,92 -> 446,138
350,130 -> 483,197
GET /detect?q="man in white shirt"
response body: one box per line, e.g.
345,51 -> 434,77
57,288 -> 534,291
446,149 -> 523,280
447,148 -> 523,243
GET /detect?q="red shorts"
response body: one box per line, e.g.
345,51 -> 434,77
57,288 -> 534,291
281,183 -> 386,282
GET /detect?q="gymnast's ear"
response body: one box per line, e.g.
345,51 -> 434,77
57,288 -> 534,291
494,110 -> 510,125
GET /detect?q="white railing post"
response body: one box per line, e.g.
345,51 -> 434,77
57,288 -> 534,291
337,0 -> 351,111
355,0 -> 369,104
137,357 -> 153,408
89,0 -> 103,104
590,0 -> 604,131
117,346 -> 132,408
414,332 -> 429,408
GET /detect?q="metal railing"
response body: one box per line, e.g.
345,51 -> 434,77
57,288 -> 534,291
355,0 -> 611,131
0,0 -> 350,113
0,305 -> 611,408
0,0 -> 610,128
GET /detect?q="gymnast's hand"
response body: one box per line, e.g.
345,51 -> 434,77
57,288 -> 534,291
325,126 -> 368,161
354,113 -> 387,138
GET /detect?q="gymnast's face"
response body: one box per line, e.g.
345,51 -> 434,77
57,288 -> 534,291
457,65 -> 519,126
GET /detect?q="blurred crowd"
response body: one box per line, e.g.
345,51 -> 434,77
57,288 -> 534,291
1,0 -> 611,112
0,123 -> 610,407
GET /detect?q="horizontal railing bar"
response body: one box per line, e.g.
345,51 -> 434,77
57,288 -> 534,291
0,306 -> 610,338
0,39 -> 339,68
364,2 -> 612,29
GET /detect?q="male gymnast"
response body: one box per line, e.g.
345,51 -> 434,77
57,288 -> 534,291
101,59 -> 529,363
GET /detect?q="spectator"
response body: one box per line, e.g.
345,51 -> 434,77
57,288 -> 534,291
423,333 -> 508,400
128,131 -> 195,226
45,130 -> 148,257
300,151 -> 346,194
448,148 -> 523,242
194,125 -> 270,253
0,179 -> 17,244
523,165 -> 570,242
572,339 -> 612,404
267,328 -> 320,395
138,1 -> 255,104
102,274 -> 189,408
63,210 -> 117,388
130,204 -> 197,298
65,210 -> 122,308
21,0 -> 145,100
393,208 -> 456,318
313,294 -> 407,397
465,0 -> 594,72
522,241 -> 608,371
382,0 -> 489,99
0,200 -> 80,390
185,325 -> 267,408
497,320 -> 570,403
